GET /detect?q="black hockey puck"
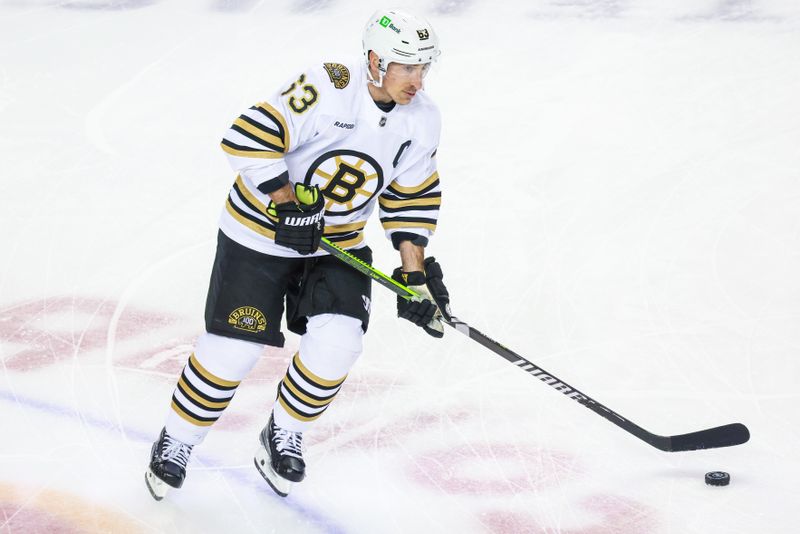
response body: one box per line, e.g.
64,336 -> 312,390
705,471 -> 730,486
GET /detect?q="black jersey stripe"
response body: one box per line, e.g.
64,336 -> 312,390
379,191 -> 442,201
386,179 -> 440,199
221,139 -> 283,160
236,115 -> 284,149
230,124 -> 285,153
232,182 -> 273,220
225,199 -> 277,240
227,195 -> 277,230
251,102 -> 289,149
379,215 -> 438,225
386,172 -> 439,195
379,204 -> 441,214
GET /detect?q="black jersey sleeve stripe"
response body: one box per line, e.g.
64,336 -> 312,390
236,115 -> 284,147
379,191 -> 442,201
380,216 -> 438,231
379,194 -> 442,210
251,102 -> 290,151
386,172 -> 440,196
221,139 -> 284,159
379,216 -> 439,225
386,179 -> 440,199
379,204 -> 441,213
230,124 -> 285,153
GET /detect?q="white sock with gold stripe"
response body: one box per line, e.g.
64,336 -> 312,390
273,314 -> 363,433
165,333 -> 263,445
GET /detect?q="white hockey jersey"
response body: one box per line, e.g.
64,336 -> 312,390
218,58 -> 442,258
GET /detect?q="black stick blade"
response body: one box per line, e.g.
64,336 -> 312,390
667,423 -> 750,452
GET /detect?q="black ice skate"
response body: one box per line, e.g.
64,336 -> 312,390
254,414 -> 306,497
145,427 -> 194,501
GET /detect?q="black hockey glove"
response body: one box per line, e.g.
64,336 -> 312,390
272,184 -> 325,255
392,257 -> 450,338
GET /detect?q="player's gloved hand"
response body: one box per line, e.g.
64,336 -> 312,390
271,183 -> 325,255
392,257 -> 450,338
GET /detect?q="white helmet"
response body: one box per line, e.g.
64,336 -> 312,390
362,8 -> 441,84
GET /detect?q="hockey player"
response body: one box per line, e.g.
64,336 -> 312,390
145,8 -> 450,500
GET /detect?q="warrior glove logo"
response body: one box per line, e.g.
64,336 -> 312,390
228,306 -> 267,333
283,211 -> 323,227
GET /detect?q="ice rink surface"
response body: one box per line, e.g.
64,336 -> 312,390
1,0 -> 799,532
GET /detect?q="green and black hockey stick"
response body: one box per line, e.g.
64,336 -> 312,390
319,237 -> 750,452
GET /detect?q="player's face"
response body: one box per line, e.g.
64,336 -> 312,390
382,62 -> 431,104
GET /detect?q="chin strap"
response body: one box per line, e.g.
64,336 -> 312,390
365,61 -> 384,88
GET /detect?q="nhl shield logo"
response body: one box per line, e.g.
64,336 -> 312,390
228,306 -> 267,333
323,63 -> 351,90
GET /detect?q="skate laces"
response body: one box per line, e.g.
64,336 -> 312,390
160,433 -> 193,468
271,423 -> 303,459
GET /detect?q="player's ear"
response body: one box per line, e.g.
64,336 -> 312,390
368,51 -> 379,70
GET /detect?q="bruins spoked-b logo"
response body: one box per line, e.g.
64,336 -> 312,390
305,150 -> 384,215
323,63 -> 350,90
228,306 -> 266,333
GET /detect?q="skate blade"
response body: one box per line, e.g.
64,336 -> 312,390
254,445 -> 293,497
145,468 -> 169,501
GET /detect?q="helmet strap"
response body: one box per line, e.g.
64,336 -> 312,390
365,58 -> 385,88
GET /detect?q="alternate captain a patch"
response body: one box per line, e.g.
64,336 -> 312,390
323,63 -> 350,89
228,306 -> 267,333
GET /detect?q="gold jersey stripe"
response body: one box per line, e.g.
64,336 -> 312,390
379,196 -> 442,209
171,401 -> 215,427
255,102 -> 291,152
233,117 -> 285,150
381,221 -> 438,231
226,199 -> 277,239
235,175 -> 275,218
282,377 -> 336,408
324,221 -> 367,233
278,395 -> 325,422
178,377 -> 232,410
388,171 -> 439,195
220,142 -> 285,159
293,352 -> 346,388
189,353 -> 241,389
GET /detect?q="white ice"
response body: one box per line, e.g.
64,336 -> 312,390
1,0 -> 799,532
